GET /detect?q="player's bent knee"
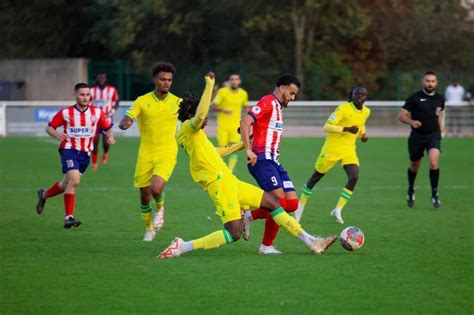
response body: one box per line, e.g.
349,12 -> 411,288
285,198 -> 299,212
262,193 -> 280,211
150,185 -> 164,196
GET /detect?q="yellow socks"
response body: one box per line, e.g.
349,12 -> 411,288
300,184 -> 313,207
227,154 -> 238,173
154,193 -> 165,210
191,230 -> 233,250
271,207 -> 303,237
335,188 -> 353,211
140,203 -> 153,232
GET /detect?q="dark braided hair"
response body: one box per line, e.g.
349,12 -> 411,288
178,92 -> 199,122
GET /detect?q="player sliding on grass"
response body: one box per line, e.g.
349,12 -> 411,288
158,72 -> 336,259
35,83 -> 115,228
295,87 -> 371,224
239,73 -> 301,255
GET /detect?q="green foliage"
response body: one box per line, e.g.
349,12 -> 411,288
0,0 -> 473,99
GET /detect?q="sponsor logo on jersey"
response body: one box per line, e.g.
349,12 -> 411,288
68,126 -> 92,137
420,98 -> 427,102
283,181 -> 294,189
273,121 -> 284,130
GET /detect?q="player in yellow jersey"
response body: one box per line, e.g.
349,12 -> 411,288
212,73 -> 248,172
119,62 -> 182,241
295,87 -> 371,224
158,72 -> 336,259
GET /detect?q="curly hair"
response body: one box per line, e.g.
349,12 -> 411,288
178,92 -> 199,122
275,73 -> 301,88
152,62 -> 176,77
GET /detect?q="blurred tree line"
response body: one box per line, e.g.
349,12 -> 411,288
1,0 -> 473,99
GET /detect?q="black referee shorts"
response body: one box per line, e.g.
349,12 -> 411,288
408,131 -> 441,162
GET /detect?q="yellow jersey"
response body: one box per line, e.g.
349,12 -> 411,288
177,120 -> 231,188
322,101 -> 371,155
213,87 -> 248,127
126,91 -> 182,157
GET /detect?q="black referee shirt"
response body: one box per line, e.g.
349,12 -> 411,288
402,90 -> 445,134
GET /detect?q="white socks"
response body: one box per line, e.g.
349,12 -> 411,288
181,241 -> 194,253
298,231 -> 316,247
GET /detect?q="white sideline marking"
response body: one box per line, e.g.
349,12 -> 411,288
1,185 -> 472,193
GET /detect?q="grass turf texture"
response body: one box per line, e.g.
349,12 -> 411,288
0,137 -> 473,314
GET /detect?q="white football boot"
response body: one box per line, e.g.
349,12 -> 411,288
143,230 -> 156,242
258,245 -> 282,255
242,212 -> 252,241
310,235 -> 337,254
330,208 -> 344,224
294,202 -> 305,222
153,207 -> 165,232
158,237 -> 184,259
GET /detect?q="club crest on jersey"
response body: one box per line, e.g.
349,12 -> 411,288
91,115 -> 97,124
251,106 -> 262,114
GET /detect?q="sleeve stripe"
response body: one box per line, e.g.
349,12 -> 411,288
249,112 -> 257,121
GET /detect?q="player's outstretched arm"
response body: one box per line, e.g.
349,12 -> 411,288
191,72 -> 215,129
215,141 -> 245,157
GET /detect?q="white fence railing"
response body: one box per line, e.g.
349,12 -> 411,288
1,101 -> 472,137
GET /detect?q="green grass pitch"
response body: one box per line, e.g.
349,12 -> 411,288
0,137 -> 473,314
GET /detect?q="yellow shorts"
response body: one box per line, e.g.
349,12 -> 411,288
206,172 -> 264,224
217,126 -> 241,147
134,157 -> 177,188
315,151 -> 359,174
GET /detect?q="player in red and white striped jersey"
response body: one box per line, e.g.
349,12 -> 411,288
35,83 -> 115,229
90,72 -> 119,170
240,73 -> 302,254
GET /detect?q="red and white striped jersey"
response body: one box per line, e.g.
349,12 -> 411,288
248,94 -> 284,161
90,84 -> 119,119
48,105 -> 112,152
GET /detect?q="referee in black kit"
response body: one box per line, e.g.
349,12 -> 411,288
398,71 -> 445,209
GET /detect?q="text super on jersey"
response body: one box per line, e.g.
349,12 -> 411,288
248,94 -> 284,162
48,105 -> 111,152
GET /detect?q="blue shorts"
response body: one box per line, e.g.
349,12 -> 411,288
60,149 -> 90,174
248,158 -> 295,193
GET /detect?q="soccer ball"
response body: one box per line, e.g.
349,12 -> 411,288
339,226 -> 365,251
